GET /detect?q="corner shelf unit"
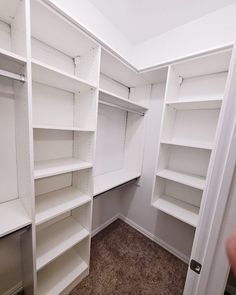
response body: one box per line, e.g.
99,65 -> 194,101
151,49 -> 232,227
94,57 -> 150,196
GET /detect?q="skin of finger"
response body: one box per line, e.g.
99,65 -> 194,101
226,231 -> 236,276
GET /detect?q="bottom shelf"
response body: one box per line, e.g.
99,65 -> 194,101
94,169 -> 140,196
0,199 -> 31,238
37,248 -> 88,295
152,195 -> 199,227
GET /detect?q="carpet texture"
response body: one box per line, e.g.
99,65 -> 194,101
70,219 -> 188,295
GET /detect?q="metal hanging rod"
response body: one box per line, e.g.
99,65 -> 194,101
99,100 -> 145,116
0,69 -> 25,82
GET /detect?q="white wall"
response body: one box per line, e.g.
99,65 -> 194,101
120,83 -> 195,261
48,0 -> 133,62
132,3 -> 236,69
92,189 -> 121,235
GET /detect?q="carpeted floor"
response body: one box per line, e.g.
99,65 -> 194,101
70,219 -> 188,295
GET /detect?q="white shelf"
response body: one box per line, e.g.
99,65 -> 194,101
31,59 -> 97,93
165,98 -> 222,110
33,125 -> 95,132
0,48 -> 27,74
153,195 -> 199,227
36,216 -> 89,270
94,169 -> 140,196
157,169 -> 205,190
37,247 -> 88,295
34,158 -> 92,179
99,88 -> 148,114
0,199 -> 31,238
36,187 -> 91,225
161,139 -> 213,150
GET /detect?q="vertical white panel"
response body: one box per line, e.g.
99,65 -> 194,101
0,77 -> 18,203
94,104 -> 126,176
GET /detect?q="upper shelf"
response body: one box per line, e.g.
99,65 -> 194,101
0,48 -> 26,74
0,199 -> 31,238
33,125 -> 95,132
94,169 -> 140,196
31,0 -> 97,58
165,98 -> 223,110
31,59 -> 97,93
100,49 -> 146,87
34,158 -> 93,179
99,88 -> 148,115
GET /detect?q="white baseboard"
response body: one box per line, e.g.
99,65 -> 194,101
119,214 -> 189,264
92,213 -> 189,264
3,282 -> 23,295
92,213 -> 120,237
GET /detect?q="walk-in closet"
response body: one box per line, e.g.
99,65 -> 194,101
0,1 -> 236,294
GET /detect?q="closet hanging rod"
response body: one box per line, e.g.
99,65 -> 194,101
0,69 -> 25,82
99,100 -> 145,116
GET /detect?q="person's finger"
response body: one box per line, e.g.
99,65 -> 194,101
226,230 -> 236,276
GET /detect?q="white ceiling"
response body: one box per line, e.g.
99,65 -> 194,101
88,0 -> 236,44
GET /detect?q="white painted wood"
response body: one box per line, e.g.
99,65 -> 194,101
183,46 -> 236,295
100,74 -> 129,99
31,59 -> 96,93
173,49 -> 231,78
160,140 -> 213,150
34,158 -> 93,179
153,195 -> 199,227
99,88 -> 147,114
35,187 -> 91,225
0,76 -> 18,203
94,104 -> 127,176
101,48 -> 146,87
37,247 -> 88,295
0,199 -> 31,238
30,0 -> 97,58
94,169 -> 140,196
158,145 -> 211,177
33,125 -> 95,132
0,48 -> 26,73
165,98 -> 222,110
157,169 -> 205,190
36,216 -> 89,270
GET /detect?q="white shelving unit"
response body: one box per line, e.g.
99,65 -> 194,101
94,55 -> 150,196
151,49 -> 232,228
0,1 -> 35,294
30,0 -> 100,293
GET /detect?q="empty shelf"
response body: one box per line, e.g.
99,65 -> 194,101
37,248 -> 88,295
36,187 -> 91,225
153,195 -> 199,227
32,59 -> 97,93
157,169 -> 205,190
99,88 -> 148,115
33,125 -> 95,132
161,139 -> 213,150
94,169 -> 140,196
0,199 -> 31,238
165,99 -> 222,110
34,158 -> 92,179
36,216 -> 89,270
0,48 -> 26,74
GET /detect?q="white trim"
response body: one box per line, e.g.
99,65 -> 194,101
91,214 -> 120,237
119,214 -> 189,264
3,282 -> 23,295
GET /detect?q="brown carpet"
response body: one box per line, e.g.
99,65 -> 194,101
70,219 -> 188,295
